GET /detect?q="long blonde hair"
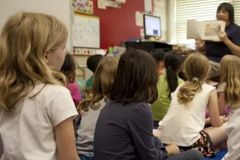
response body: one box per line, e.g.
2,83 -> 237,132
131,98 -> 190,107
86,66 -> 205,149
177,53 -> 209,104
80,56 -> 118,112
220,55 -> 240,108
0,12 -> 68,111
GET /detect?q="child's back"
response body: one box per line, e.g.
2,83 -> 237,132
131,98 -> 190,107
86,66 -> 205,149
159,83 -> 214,146
157,53 -> 226,157
152,51 -> 184,125
0,84 -> 77,159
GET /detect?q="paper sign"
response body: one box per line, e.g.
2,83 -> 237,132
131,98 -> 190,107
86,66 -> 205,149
187,19 -> 226,41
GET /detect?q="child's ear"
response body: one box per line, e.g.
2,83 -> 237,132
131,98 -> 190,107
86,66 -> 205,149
44,51 -> 50,64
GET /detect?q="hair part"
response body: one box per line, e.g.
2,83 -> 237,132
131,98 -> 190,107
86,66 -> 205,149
0,12 -> 68,111
220,55 -> 240,108
177,53 -> 209,104
110,49 -> 158,104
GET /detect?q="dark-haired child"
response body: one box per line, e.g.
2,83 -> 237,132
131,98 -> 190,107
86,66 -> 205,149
86,54 -> 103,90
94,49 -> 203,160
152,51 -> 184,128
61,53 -> 82,106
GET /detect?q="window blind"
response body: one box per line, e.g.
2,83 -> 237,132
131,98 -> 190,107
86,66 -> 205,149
232,0 -> 240,25
176,0 -> 231,43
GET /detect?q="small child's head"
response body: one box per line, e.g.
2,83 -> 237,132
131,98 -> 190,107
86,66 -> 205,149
164,51 -> 183,73
0,12 -> 67,73
87,54 -> 103,73
110,49 -> 158,104
151,49 -> 166,76
220,55 -> 240,82
61,53 -> 76,83
0,12 -> 68,110
220,55 -> 240,107
183,53 -> 209,82
164,51 -> 184,94
80,56 -> 118,111
93,56 -> 118,98
177,53 -> 209,104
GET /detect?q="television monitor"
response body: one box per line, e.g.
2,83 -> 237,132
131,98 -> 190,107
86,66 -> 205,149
143,14 -> 162,39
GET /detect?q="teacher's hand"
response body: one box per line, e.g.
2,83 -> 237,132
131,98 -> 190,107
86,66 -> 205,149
218,31 -> 228,42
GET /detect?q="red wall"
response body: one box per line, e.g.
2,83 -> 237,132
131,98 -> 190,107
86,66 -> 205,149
93,0 -> 144,49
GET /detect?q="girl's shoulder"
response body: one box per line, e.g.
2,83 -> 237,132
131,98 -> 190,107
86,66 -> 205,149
202,83 -> 215,90
28,83 -> 70,100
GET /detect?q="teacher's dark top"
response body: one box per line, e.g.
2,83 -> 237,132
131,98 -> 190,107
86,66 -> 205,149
205,23 -> 240,62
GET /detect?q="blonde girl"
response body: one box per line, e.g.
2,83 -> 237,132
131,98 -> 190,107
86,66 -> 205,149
218,55 -> 240,160
76,56 -> 118,160
157,53 -> 226,157
0,12 -> 79,160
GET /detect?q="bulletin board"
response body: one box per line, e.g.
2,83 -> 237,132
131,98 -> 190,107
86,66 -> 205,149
72,14 -> 100,48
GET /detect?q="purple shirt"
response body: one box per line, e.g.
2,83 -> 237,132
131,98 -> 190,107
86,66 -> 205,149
205,23 -> 240,62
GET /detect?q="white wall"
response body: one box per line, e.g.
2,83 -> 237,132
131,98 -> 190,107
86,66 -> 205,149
166,0 -> 176,43
0,0 -> 72,49
153,0 -> 167,41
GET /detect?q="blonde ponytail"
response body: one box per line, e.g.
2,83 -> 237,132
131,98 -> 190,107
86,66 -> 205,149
177,53 -> 209,104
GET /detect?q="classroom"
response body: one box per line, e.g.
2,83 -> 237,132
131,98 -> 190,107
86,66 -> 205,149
0,0 -> 240,160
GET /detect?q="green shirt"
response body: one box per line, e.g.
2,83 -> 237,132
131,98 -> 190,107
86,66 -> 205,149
151,72 -> 184,121
86,76 -> 94,89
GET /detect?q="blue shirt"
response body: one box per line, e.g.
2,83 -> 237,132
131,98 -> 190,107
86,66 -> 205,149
205,23 -> 240,62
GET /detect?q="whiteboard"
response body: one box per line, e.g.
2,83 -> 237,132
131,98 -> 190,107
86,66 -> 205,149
73,14 -> 100,48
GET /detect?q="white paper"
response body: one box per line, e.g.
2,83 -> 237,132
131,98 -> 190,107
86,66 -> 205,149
115,0 -> 126,3
187,19 -> 226,41
144,0 -> 152,13
135,11 -> 143,27
105,0 -> 121,8
97,0 -> 106,9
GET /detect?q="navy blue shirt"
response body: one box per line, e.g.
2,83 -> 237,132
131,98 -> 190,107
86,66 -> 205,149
205,23 -> 240,62
94,101 -> 168,160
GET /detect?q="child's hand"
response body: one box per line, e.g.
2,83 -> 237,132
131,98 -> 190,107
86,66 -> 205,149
166,144 -> 180,155
221,115 -> 229,123
152,129 -> 161,138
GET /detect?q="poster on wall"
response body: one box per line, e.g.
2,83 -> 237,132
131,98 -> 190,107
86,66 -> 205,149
72,0 -> 94,15
72,14 -> 100,48
97,0 -> 125,9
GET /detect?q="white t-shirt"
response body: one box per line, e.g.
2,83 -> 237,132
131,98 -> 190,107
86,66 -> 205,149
76,99 -> 105,156
0,84 -> 78,160
158,83 -> 215,146
222,108 -> 240,160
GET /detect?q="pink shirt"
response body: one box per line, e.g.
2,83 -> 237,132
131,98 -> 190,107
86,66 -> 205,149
67,82 -> 82,106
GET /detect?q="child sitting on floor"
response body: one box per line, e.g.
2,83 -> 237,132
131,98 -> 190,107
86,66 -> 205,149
155,53 -> 227,157
218,55 -> 240,160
